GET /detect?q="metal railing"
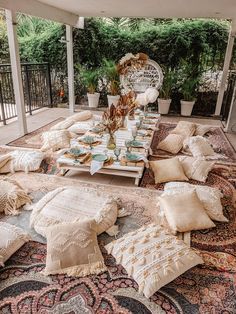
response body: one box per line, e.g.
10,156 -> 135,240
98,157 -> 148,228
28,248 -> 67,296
0,63 -> 52,125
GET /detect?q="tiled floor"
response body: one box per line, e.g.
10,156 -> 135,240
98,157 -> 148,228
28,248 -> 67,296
0,107 -> 235,186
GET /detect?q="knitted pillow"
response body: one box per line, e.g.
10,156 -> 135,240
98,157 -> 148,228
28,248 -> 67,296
0,222 -> 31,266
105,223 -> 203,298
41,130 -> 71,152
183,136 -> 214,157
0,178 -> 31,215
44,219 -> 106,277
170,121 -> 196,138
30,187 -> 118,237
157,134 -> 184,154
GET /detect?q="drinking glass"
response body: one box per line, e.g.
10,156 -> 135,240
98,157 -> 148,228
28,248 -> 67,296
131,126 -> 137,141
114,147 -> 121,161
125,140 -> 131,153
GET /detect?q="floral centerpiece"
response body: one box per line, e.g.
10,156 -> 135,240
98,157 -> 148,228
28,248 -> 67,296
116,91 -> 138,125
102,104 -> 122,149
117,53 -> 149,75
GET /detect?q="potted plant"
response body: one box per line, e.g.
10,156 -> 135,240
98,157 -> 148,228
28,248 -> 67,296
158,68 -> 176,114
80,68 -> 100,108
102,59 -> 120,107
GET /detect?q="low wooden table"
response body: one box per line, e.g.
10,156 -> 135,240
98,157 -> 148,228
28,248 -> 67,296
57,114 -> 160,185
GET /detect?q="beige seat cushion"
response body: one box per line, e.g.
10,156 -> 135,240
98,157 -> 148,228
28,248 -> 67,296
50,119 -> 74,131
0,154 -> 12,172
0,222 -> 31,266
149,158 -> 189,184
179,156 -> 215,182
170,121 -> 196,138
105,223 -> 203,298
41,130 -> 71,152
0,178 -> 31,215
30,187 -> 118,237
157,134 -> 184,154
68,121 -> 94,134
183,136 -> 215,157
159,190 -> 216,233
164,182 -> 228,222
66,110 -> 93,123
194,124 -> 212,136
44,219 -> 107,277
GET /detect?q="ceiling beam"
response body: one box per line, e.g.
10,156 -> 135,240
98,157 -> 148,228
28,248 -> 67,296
0,0 -> 80,26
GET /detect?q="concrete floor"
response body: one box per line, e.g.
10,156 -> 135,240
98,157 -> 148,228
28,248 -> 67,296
0,107 -> 235,186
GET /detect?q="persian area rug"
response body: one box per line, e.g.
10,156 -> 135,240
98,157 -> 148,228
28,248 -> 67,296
151,122 -> 236,163
0,173 -> 235,313
7,117 -> 64,149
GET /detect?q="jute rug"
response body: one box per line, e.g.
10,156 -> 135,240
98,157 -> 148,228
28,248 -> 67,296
7,117 -> 64,149
0,173 -> 235,313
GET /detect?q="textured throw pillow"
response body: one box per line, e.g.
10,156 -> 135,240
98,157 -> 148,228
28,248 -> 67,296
30,187 -> 118,237
66,110 -> 93,123
0,178 -> 31,215
68,121 -> 93,134
149,158 -> 189,184
50,119 -> 74,131
194,124 -> 212,136
0,222 -> 31,266
179,156 -> 215,182
164,182 -> 228,222
159,190 -> 216,233
44,219 -> 107,277
157,134 -> 184,154
41,130 -> 71,152
170,121 -> 196,138
105,223 -> 203,298
0,154 -> 12,171
183,136 -> 214,157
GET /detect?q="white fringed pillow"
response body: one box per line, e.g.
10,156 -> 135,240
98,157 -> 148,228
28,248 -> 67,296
170,121 -> 196,138
0,178 -> 31,215
164,182 -> 228,222
30,187 -> 118,237
41,130 -> 71,152
44,219 -> 107,277
50,119 -> 74,131
66,110 -> 93,123
0,222 -> 31,266
179,156 -> 215,182
105,223 -> 203,298
157,134 -> 185,154
194,124 -> 212,136
183,136 -> 214,157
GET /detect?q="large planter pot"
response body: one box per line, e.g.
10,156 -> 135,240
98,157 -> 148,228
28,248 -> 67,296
180,100 -> 195,116
107,95 -> 120,108
158,98 -> 171,114
87,92 -> 100,108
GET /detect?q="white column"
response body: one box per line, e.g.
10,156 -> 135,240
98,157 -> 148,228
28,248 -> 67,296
215,21 -> 236,116
5,9 -> 27,135
66,25 -> 75,113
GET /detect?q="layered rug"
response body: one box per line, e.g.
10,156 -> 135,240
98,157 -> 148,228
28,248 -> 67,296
151,122 -> 236,163
7,118 -> 64,149
0,173 -> 236,313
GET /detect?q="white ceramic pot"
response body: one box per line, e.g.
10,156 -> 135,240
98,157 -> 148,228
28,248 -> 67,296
107,95 -> 120,108
180,100 -> 195,116
87,92 -> 100,108
158,98 -> 171,114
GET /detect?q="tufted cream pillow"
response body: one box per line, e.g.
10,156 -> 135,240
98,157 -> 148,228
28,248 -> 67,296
164,182 -> 228,222
0,222 -> 31,266
170,121 -> 196,138
105,223 -> 203,298
194,124 -> 212,136
183,136 -> 214,157
41,130 -> 71,152
50,119 -> 74,131
44,219 -> 107,277
159,190 -> 216,233
157,134 -> 185,154
149,158 -> 188,184
0,178 -> 31,215
66,110 -> 93,123
30,187 -> 118,237
179,156 -> 215,182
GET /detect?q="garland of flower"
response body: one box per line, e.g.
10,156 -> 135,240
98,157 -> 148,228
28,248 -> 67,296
117,53 -> 149,75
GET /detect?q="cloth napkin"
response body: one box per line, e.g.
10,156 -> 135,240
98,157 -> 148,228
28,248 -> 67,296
90,159 -> 104,175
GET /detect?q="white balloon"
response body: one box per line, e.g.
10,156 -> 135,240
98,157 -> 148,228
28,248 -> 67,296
145,88 -> 159,103
136,93 -> 149,107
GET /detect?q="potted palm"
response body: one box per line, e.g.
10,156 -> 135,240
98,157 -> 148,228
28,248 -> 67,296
102,59 -> 120,107
180,77 -> 199,116
80,68 -> 100,108
158,69 -> 175,114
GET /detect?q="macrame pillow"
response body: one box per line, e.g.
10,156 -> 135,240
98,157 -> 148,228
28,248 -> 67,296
66,110 -> 93,123
170,121 -> 196,138
183,136 -> 215,157
43,219 -> 107,277
164,182 -> 228,222
194,124 -> 212,136
149,158 -> 188,184
50,119 -> 74,131
157,134 -> 184,154
41,130 -> 71,152
30,187 -> 118,237
105,223 -> 203,298
179,156 -> 215,182
159,190 -> 216,233
0,222 -> 31,266
0,178 -> 31,215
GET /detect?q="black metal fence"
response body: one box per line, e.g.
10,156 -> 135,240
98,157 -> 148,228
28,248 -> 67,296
0,63 -> 52,125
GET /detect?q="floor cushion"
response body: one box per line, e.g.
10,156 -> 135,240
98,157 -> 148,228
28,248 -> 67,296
41,130 -> 71,152
66,110 -> 93,123
170,121 -> 196,138
67,121 -> 94,134
157,134 -> 184,154
105,223 -> 203,298
194,124 -> 212,136
50,119 -> 74,131
183,136 -> 215,157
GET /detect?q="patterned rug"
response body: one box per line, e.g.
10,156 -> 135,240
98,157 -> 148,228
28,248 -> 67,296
151,122 -> 236,163
7,118 -> 64,149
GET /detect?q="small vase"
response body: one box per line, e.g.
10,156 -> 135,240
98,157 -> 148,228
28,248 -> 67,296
120,116 -> 128,129
107,132 -> 116,150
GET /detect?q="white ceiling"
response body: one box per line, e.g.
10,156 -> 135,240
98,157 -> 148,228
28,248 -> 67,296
38,0 -> 236,19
